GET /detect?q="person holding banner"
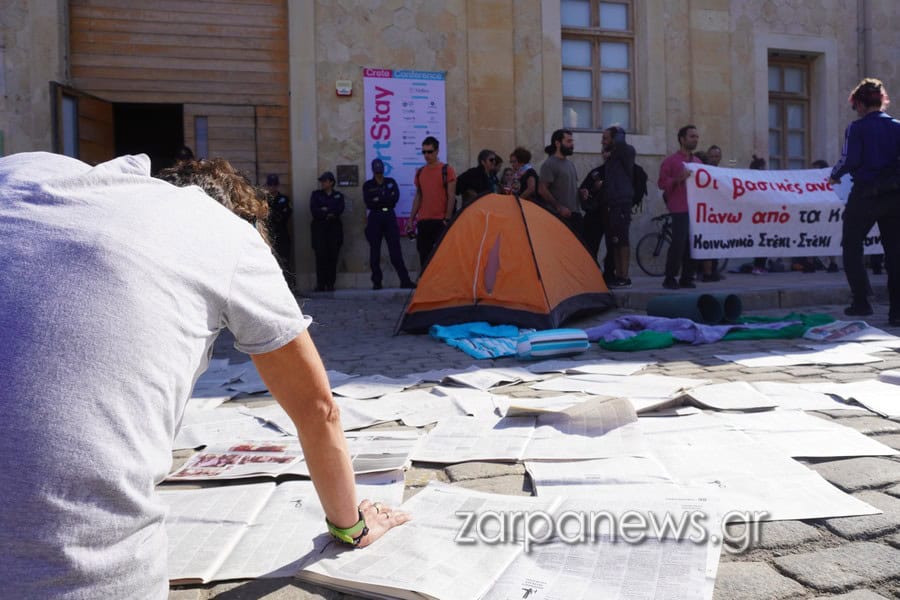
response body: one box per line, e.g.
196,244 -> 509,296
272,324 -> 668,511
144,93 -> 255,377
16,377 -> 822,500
699,145 -> 725,282
828,77 -> 900,325
658,124 -> 703,290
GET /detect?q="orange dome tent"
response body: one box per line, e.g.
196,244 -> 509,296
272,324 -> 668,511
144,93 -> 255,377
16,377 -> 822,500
397,194 -> 614,333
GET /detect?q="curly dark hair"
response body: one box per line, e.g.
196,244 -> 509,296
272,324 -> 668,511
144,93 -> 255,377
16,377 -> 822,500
510,146 -> 532,164
158,158 -> 271,247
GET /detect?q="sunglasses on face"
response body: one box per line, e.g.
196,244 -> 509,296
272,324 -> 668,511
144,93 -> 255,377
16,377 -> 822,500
422,149 -> 436,155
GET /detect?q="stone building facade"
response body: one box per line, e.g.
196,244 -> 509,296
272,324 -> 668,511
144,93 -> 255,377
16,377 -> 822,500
2,0 -> 898,289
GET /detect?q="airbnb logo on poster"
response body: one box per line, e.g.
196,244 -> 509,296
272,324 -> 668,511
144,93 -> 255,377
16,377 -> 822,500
685,164 -> 882,258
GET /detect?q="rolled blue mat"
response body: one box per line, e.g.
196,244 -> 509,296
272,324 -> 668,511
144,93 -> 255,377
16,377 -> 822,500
646,293 -> 724,325
709,293 -> 743,323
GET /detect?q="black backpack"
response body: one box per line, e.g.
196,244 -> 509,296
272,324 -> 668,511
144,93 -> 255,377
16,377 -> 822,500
632,163 -> 648,210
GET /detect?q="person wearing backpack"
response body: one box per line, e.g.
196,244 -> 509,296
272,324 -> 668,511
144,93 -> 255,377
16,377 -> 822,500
406,136 -> 457,271
600,125 -> 636,288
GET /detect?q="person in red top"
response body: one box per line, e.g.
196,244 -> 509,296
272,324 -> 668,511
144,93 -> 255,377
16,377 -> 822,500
658,124 -> 703,290
406,136 -> 457,270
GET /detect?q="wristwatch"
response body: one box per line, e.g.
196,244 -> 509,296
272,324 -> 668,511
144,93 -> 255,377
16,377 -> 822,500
326,510 -> 369,546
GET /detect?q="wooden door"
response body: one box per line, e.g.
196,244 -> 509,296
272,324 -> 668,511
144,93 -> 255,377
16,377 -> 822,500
51,82 -> 115,165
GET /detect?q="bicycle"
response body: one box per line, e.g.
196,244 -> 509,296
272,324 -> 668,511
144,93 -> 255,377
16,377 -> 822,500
635,213 -> 728,277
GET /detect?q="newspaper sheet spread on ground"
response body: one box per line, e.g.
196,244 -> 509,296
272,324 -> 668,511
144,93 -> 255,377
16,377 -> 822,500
442,366 -> 544,390
331,374 -> 423,399
522,396 -> 642,460
174,406 -> 289,450
714,345 -> 882,367
190,359 -> 247,401
297,483 -> 562,600
411,398 -> 645,463
802,321 -> 900,348
494,394 -> 585,417
190,362 -> 357,404
531,374 -> 711,413
241,389 -> 469,433
382,389 -> 470,426
161,473 -> 405,584
481,490 -> 721,600
525,456 -> 674,486
677,381 -> 778,411
633,422 -> 881,521
409,366 -> 479,383
168,431 -> 421,480
604,413 -> 885,521
526,358 -> 653,376
746,381 -> 860,411
709,410 -> 897,458
810,379 -> 900,418
299,482 -> 720,600
429,386 -> 501,419
529,437 -> 879,524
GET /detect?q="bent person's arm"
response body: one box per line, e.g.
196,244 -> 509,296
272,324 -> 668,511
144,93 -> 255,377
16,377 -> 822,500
252,331 -> 409,545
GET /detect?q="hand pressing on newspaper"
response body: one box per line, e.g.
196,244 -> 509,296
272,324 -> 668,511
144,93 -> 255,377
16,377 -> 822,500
357,499 -> 410,548
327,498 -> 411,547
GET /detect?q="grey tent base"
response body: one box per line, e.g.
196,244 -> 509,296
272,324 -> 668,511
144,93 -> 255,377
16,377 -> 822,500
397,292 -> 616,334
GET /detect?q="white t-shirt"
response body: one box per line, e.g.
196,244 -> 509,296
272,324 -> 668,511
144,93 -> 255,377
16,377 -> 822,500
0,153 -> 310,598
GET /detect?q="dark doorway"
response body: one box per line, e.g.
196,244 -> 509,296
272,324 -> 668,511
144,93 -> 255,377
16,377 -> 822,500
113,103 -> 184,174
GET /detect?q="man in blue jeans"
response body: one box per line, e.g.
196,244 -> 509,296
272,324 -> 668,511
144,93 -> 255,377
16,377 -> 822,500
657,124 -> 703,290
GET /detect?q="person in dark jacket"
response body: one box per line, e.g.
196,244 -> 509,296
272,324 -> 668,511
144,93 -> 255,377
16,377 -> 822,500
579,163 -> 615,278
363,159 -> 415,290
265,173 -> 295,289
310,171 -> 344,292
456,149 -> 500,207
508,146 -> 539,203
600,125 -> 636,288
828,78 -> 900,324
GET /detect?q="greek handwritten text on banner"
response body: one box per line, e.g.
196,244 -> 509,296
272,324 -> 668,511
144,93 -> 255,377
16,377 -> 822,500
685,165 -> 882,258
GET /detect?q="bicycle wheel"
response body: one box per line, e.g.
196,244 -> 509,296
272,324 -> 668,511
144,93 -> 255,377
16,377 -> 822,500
636,232 -> 669,277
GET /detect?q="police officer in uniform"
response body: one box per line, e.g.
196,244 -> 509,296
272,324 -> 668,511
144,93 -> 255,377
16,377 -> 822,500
363,159 -> 416,290
310,171 -> 344,292
265,173 -> 295,290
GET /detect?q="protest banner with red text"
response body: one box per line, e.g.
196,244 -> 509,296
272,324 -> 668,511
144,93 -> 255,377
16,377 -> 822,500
685,165 -> 882,258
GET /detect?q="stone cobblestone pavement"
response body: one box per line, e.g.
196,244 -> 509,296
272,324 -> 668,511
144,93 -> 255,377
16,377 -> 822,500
170,271 -> 900,599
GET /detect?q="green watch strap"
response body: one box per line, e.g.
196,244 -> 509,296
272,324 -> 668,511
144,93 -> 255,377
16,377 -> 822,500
326,509 -> 368,546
